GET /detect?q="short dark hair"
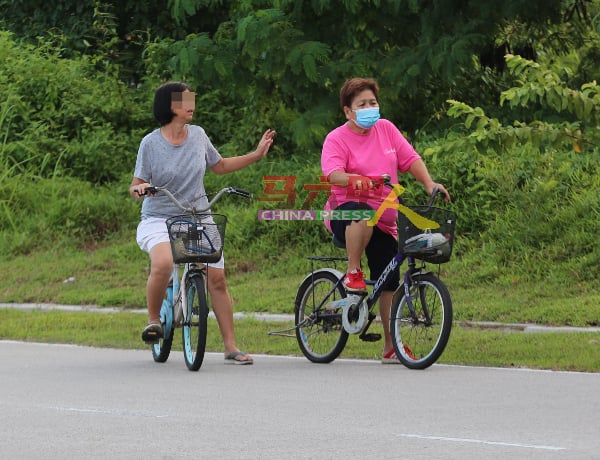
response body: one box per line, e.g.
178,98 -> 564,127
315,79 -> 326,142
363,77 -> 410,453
339,78 -> 379,110
153,81 -> 192,126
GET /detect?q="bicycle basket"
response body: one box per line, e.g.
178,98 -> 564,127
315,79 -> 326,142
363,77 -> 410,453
398,206 -> 456,264
166,213 -> 227,263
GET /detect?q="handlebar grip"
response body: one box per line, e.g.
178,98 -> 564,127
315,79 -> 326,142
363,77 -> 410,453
231,188 -> 251,198
135,186 -> 157,196
427,187 -> 440,207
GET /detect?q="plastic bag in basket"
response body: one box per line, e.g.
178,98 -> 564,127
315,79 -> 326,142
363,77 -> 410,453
403,231 -> 450,258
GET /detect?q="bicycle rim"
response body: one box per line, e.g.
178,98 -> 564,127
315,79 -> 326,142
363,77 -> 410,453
295,271 -> 349,363
182,273 -> 208,371
390,273 -> 452,369
152,296 -> 174,363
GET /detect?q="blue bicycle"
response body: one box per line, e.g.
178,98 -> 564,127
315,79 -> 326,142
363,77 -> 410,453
293,182 -> 456,369
142,186 -> 249,371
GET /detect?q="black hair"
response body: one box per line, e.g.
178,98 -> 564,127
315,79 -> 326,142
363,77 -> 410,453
153,81 -> 192,126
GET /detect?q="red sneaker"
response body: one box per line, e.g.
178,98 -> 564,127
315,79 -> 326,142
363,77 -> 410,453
343,269 -> 367,293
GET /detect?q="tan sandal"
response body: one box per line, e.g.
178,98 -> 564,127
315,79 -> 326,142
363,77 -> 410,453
224,351 -> 253,365
141,323 -> 163,344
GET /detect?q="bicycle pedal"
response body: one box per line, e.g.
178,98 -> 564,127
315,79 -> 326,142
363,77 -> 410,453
359,333 -> 382,342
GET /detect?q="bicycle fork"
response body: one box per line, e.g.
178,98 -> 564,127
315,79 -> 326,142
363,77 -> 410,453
402,269 -> 432,325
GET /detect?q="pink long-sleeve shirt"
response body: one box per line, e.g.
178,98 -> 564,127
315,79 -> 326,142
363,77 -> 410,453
321,119 -> 421,238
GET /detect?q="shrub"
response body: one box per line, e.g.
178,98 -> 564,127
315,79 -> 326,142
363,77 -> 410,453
0,31 -> 151,184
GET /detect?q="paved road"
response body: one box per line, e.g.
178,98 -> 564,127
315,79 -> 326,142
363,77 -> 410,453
1,341 -> 598,459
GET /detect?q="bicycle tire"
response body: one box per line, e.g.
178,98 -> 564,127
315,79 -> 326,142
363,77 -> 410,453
182,271 -> 209,371
152,295 -> 175,363
390,272 -> 452,370
295,270 -> 349,363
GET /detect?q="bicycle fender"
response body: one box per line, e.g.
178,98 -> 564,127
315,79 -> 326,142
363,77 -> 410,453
297,267 -> 344,290
393,268 -> 433,304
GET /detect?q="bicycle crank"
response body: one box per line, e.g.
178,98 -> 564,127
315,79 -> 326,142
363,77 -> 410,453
342,296 -> 369,334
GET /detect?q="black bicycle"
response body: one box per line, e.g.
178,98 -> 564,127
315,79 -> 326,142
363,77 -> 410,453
290,180 -> 456,369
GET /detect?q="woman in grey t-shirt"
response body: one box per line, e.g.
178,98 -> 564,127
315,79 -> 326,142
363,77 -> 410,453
129,82 -> 275,365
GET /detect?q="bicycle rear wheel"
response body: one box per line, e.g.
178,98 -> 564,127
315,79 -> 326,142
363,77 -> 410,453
295,270 -> 349,363
182,272 -> 209,371
152,294 -> 174,363
390,272 -> 452,370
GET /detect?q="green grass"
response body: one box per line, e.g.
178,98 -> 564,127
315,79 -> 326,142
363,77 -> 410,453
1,309 -> 598,372
0,237 -> 598,372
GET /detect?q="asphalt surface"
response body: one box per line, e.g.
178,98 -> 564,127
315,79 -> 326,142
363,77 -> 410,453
1,340 -> 598,459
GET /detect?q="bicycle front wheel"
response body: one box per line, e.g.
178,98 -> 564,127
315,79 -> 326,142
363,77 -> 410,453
182,272 -> 209,371
152,295 -> 174,363
295,271 -> 349,363
390,272 -> 452,370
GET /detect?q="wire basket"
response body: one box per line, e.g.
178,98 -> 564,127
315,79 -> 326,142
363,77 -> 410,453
398,206 -> 456,264
166,213 -> 227,264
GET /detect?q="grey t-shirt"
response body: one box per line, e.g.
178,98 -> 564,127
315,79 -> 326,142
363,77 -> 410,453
133,125 -> 222,219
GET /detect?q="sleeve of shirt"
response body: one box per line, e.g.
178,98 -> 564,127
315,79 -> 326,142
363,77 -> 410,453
198,127 -> 222,168
321,131 -> 347,177
390,123 -> 421,173
191,125 -> 223,169
133,136 -> 152,182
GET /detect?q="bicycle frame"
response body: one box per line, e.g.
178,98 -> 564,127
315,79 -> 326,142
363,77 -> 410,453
317,251 -> 424,334
164,262 -> 200,331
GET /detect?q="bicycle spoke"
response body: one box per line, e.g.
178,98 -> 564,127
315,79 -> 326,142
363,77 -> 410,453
390,273 -> 452,369
295,272 -> 349,363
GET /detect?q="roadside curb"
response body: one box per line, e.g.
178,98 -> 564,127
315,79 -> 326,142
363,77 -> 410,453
2,303 -> 599,334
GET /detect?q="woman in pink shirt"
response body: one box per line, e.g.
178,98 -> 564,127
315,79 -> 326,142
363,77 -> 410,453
321,77 -> 450,363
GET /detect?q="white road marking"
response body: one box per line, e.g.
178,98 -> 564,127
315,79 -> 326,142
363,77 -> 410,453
46,405 -> 170,418
396,433 -> 566,451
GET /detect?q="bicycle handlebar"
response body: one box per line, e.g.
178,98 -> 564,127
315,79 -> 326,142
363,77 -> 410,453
140,186 -> 250,212
427,187 -> 442,207
380,174 -> 442,208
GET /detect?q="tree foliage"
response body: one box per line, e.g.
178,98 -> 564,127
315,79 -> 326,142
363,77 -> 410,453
146,0 -> 583,151
419,54 -> 599,272
0,0 -> 599,280
0,32 -> 150,183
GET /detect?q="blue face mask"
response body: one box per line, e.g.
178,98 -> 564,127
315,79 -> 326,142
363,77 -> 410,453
353,107 -> 380,129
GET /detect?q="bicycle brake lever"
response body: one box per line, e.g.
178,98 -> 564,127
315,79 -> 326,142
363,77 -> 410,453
231,187 -> 251,198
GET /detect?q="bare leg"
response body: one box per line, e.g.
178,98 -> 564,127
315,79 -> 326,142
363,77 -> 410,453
379,290 -> 394,355
345,220 -> 373,272
206,266 -> 252,362
147,242 -> 173,324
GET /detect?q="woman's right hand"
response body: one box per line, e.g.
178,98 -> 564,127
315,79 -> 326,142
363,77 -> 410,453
347,174 -> 381,192
130,181 -> 152,199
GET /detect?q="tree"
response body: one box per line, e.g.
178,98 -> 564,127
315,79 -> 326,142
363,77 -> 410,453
156,0 -> 568,151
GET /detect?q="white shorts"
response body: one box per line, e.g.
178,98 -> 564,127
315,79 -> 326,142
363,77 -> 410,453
136,217 -> 225,269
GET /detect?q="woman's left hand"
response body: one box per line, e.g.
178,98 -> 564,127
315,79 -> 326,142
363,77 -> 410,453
255,129 -> 276,158
427,182 -> 451,202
